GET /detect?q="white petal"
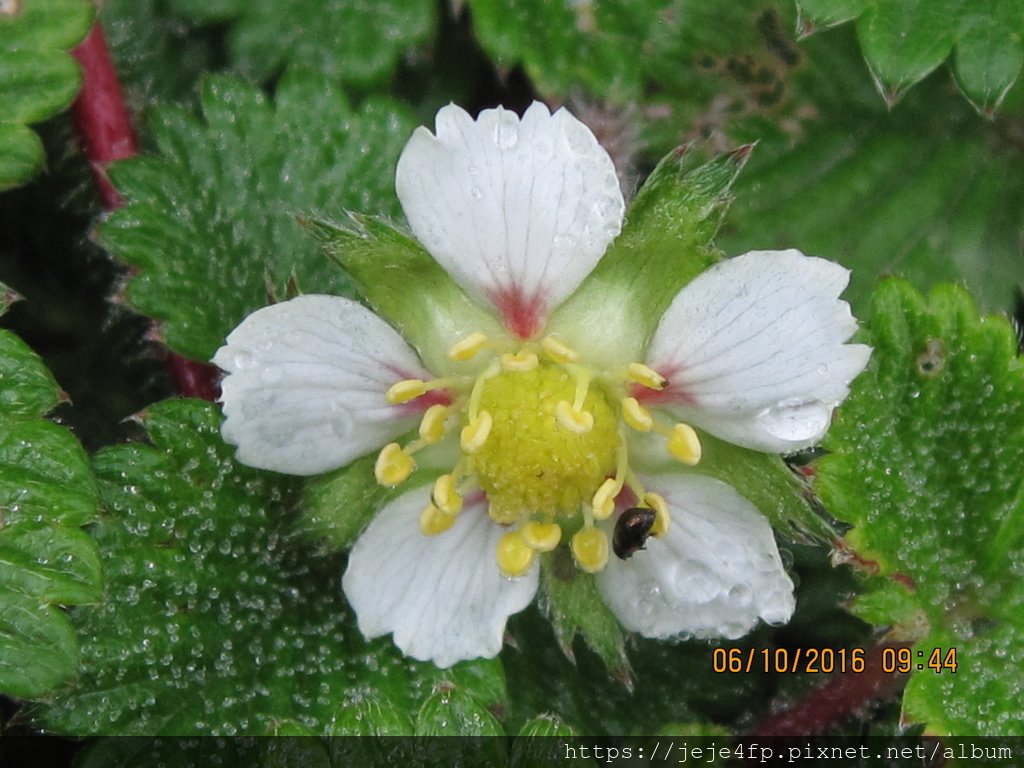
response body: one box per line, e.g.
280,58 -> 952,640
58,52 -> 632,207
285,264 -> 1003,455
645,249 -> 871,452
213,295 -> 429,475
396,102 -> 624,338
597,473 -> 794,640
342,490 -> 538,668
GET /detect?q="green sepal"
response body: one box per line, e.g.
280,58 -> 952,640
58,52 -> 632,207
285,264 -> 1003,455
304,214 -> 504,374
326,695 -> 413,736
538,549 -> 630,679
549,144 -> 749,368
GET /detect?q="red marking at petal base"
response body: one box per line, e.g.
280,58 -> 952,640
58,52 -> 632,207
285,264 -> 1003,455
488,286 -> 545,339
629,366 -> 696,407
399,389 -> 453,416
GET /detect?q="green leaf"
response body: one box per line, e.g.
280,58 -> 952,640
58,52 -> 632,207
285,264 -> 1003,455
814,279 -> 1024,734
34,399 -> 506,735
0,326 -> 99,700
551,145 -> 746,368
0,0 -> 92,191
100,72 -> 418,362
165,0 -> 436,88
799,0 -> 1024,111
721,66 -> 1024,316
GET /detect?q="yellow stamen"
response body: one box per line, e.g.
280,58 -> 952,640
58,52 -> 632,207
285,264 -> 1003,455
374,443 -> 415,486
386,379 -> 426,404
540,335 -> 579,364
488,502 -> 519,525
521,521 -> 562,552
621,396 -> 653,432
448,332 -> 489,361
626,362 -> 667,390
418,404 -> 450,444
460,410 -> 493,453
432,473 -> 463,515
644,492 -> 670,537
571,526 -> 609,573
468,359 -> 501,419
667,423 -> 702,465
500,350 -> 539,372
419,503 -> 456,536
555,401 -> 594,434
591,478 -> 619,521
496,530 -> 535,577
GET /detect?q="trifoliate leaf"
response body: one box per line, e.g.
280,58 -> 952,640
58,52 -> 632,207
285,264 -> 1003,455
814,279 -> 1024,734
34,399 -> 506,735
0,325 -> 99,700
164,0 -> 436,88
0,0 -> 92,190
100,0 -> 216,112
799,0 -> 1024,111
100,72 -> 417,362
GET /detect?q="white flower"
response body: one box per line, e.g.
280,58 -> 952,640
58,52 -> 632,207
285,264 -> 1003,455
213,102 -> 871,668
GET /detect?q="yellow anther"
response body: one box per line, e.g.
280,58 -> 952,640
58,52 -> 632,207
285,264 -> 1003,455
667,423 -> 702,465
644,492 -> 670,537
419,503 -> 456,536
521,521 -> 562,552
591,477 -> 619,521
418,404 -> 450,444
488,502 -> 519,525
571,526 -> 609,573
432,474 -> 463,515
460,410 -> 493,453
374,443 -> 415,486
386,379 -> 427,404
448,332 -> 489,361
496,531 -> 536,577
621,396 -> 653,432
500,350 -> 539,372
626,362 -> 667,390
555,401 -> 594,434
540,335 -> 580,364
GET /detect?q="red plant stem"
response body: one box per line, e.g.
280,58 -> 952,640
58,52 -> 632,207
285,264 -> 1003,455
751,641 -> 912,737
71,21 -> 220,401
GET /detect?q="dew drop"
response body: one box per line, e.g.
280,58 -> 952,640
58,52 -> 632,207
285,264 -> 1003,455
496,120 -> 519,149
757,398 -> 830,442
469,186 -> 483,200
232,350 -> 255,370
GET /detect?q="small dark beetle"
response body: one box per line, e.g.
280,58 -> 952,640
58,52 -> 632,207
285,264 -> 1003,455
612,507 -> 656,560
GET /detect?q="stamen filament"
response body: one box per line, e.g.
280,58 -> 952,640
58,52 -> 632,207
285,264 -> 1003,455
591,446 -> 628,520
468,359 -> 501,420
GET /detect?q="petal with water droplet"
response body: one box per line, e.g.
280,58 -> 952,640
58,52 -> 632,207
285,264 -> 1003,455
597,473 -> 794,640
645,249 -> 871,452
213,295 -> 428,475
396,102 -> 623,338
343,490 -> 539,667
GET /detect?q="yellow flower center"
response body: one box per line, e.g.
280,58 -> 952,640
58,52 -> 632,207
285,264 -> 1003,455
374,332 -> 705,578
473,363 -> 618,522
